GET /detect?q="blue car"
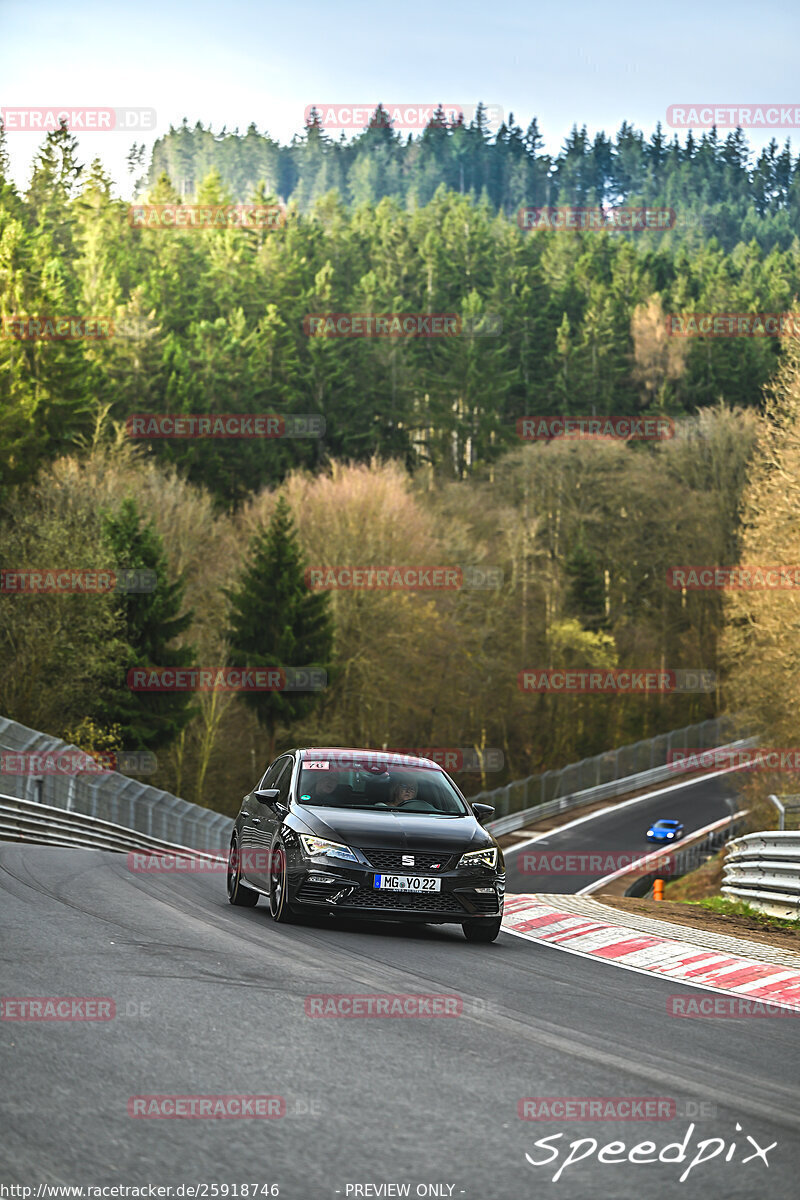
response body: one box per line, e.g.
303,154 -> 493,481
646,818 -> 684,844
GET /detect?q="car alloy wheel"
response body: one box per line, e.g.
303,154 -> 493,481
227,834 -> 258,907
268,839 -> 292,922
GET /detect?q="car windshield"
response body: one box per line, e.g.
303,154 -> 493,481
297,759 -> 469,815
655,820 -> 680,827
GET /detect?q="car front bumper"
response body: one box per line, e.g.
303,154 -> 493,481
288,856 -> 505,924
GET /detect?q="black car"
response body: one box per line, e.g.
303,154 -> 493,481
226,747 -> 505,942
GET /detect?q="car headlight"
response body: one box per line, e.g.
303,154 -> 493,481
299,835 -> 359,863
647,829 -> 655,836
458,846 -> 498,870
666,832 -> 675,838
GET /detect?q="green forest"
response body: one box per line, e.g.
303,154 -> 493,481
1,107 -> 798,812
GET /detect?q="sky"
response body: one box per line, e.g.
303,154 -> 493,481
1,0 -> 799,196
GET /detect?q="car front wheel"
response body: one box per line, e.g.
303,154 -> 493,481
227,834 -> 259,907
463,917 -> 502,943
268,839 -> 293,923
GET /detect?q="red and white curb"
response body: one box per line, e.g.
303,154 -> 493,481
502,895 -> 800,1011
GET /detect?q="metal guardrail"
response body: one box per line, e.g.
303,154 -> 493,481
767,794 -> 800,831
0,714 -> 232,851
624,816 -> 746,898
480,716 -> 739,834
485,729 -> 752,837
0,711 -> 747,859
722,831 -> 800,920
0,792 -> 228,863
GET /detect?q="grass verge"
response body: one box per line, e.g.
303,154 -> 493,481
693,894 -> 799,936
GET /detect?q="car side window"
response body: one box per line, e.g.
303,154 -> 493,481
258,757 -> 285,791
273,758 -> 294,805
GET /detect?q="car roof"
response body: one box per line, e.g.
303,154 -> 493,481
294,747 -> 442,770
654,818 -> 681,825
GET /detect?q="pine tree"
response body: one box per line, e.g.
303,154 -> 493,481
226,496 -> 333,758
565,530 -> 607,630
99,499 -> 196,750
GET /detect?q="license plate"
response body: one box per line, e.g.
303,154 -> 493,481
374,874 -> 441,892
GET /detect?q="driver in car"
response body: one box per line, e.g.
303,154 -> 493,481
310,772 -> 340,802
385,779 -> 421,808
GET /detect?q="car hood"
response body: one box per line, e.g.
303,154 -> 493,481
290,804 -> 491,854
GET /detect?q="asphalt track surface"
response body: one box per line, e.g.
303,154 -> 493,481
2,832 -> 799,1199
504,771 -> 740,893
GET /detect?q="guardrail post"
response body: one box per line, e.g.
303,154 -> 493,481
768,794 -> 786,831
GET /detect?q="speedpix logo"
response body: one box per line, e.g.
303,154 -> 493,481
524,1122 -> 776,1184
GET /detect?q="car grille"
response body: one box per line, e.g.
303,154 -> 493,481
360,848 -> 456,872
341,887 -> 465,913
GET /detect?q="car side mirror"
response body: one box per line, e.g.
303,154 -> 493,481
254,787 -> 280,803
472,803 -> 494,825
